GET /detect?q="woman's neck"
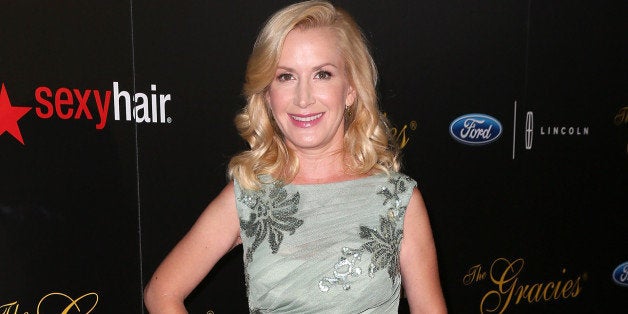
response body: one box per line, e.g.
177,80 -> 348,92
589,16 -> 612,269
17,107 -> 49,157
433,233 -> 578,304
290,149 -> 364,184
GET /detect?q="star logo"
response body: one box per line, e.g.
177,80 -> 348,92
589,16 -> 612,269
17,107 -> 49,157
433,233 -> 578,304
0,83 -> 32,145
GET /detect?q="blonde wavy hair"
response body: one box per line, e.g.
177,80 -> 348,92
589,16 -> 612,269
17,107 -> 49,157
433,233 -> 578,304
228,0 -> 400,189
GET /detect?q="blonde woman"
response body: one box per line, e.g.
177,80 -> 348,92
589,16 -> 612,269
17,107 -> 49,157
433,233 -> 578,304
144,1 -> 446,313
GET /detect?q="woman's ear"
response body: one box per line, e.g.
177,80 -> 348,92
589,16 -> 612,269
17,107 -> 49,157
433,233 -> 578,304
346,85 -> 357,107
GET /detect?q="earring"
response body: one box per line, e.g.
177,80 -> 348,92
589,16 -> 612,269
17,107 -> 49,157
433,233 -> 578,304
344,105 -> 352,118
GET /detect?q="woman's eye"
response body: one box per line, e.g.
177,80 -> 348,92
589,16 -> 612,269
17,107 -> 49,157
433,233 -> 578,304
277,73 -> 293,82
315,71 -> 332,80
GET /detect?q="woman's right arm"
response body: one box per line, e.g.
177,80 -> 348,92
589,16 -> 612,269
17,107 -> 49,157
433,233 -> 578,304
143,182 -> 242,313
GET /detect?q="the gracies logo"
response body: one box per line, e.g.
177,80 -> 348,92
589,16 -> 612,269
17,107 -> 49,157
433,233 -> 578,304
1,291 -> 98,314
463,257 -> 585,313
0,81 -> 172,145
384,112 -> 417,149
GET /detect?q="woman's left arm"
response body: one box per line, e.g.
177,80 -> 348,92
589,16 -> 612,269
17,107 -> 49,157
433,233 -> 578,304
400,188 -> 448,313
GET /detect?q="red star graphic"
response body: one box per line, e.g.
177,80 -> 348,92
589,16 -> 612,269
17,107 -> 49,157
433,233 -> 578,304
0,83 -> 32,145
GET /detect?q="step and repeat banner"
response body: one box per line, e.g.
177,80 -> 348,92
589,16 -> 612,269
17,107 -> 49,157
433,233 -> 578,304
1,1 -> 625,313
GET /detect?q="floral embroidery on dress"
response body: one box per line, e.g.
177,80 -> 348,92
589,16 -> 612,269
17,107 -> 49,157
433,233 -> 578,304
239,181 -> 303,264
359,216 -> 403,282
319,174 -> 412,292
378,175 -> 410,220
319,247 -> 365,291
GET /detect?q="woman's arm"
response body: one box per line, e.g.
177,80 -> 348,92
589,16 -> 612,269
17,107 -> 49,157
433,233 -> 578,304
400,188 -> 447,313
143,182 -> 242,314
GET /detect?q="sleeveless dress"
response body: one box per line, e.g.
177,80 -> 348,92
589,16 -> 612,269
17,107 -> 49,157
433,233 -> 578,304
234,172 -> 417,313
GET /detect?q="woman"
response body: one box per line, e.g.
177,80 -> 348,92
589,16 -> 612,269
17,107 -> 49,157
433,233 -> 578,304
144,1 -> 447,313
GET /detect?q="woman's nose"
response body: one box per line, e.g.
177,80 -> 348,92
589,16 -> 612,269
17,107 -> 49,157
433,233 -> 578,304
295,80 -> 314,108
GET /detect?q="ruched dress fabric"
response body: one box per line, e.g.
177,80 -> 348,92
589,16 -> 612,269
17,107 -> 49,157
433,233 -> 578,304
234,172 -> 417,314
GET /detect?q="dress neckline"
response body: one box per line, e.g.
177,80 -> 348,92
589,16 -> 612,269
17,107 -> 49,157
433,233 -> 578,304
285,172 -> 388,187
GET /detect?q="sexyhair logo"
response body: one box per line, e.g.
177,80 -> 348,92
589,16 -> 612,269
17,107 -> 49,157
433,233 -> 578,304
463,257 -> 585,313
449,113 -> 502,145
0,82 -> 172,145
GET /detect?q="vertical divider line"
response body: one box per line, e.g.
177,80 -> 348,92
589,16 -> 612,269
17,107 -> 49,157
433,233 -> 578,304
128,0 -> 145,312
512,100 -> 517,160
515,0 -> 533,160
523,0 -> 532,101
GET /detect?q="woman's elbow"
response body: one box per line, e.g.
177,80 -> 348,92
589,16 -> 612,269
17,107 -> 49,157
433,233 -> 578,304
143,281 -> 159,312
143,280 -> 187,313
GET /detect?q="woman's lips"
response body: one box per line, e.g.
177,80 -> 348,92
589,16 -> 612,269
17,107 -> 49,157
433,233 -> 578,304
289,112 -> 323,128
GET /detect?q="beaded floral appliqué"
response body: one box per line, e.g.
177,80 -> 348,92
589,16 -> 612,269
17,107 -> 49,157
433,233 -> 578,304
319,175 -> 412,292
239,182 -> 303,264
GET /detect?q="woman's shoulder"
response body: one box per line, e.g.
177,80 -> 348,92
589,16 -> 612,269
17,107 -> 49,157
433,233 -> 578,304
378,170 -> 417,186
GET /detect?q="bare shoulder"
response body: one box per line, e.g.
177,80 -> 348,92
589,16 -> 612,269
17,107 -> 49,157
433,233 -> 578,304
403,187 -> 432,246
192,181 -> 241,247
400,187 -> 448,313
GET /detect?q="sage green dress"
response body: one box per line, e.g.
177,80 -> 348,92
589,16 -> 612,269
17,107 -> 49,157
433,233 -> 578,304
234,172 -> 416,313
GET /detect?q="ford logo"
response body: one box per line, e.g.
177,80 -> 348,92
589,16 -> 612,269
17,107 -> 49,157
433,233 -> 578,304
449,113 -> 502,145
612,261 -> 628,287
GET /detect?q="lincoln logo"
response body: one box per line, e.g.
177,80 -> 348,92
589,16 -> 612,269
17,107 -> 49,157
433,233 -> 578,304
449,113 -> 502,145
525,111 -> 534,150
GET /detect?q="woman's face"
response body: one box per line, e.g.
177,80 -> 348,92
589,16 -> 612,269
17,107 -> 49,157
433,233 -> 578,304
266,27 -> 356,155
